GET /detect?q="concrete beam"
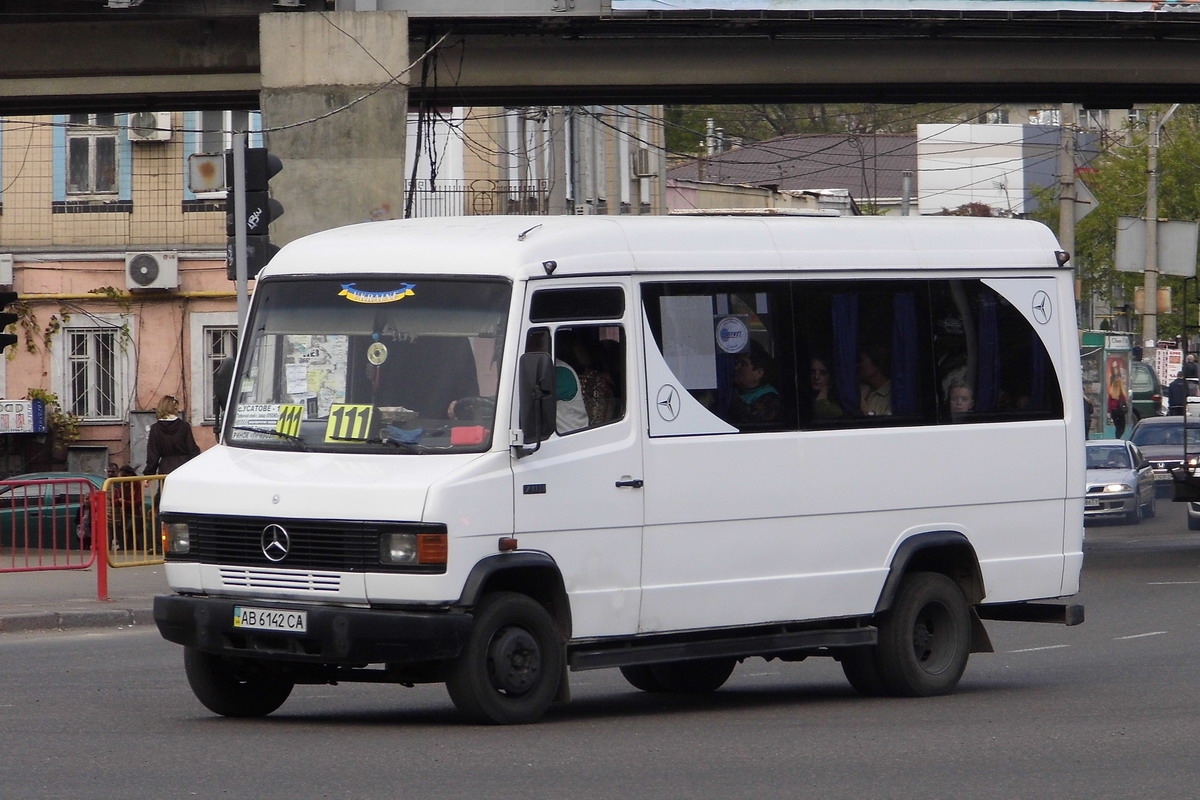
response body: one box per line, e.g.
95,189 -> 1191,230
259,11 -> 410,245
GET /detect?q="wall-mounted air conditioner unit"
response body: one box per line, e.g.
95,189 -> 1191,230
129,111 -> 171,142
632,148 -> 655,177
125,252 -> 178,290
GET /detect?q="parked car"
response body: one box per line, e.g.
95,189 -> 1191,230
1085,440 -> 1156,523
1130,360 -> 1164,420
1129,416 -> 1200,496
0,472 -> 103,549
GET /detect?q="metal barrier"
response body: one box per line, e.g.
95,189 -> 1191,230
0,477 -> 99,572
101,475 -> 164,567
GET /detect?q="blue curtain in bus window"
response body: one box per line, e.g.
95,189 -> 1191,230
1029,332 -> 1047,408
832,292 -> 858,415
891,292 -> 918,416
976,294 -> 999,412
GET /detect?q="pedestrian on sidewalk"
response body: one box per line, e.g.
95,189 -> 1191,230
144,395 -> 200,476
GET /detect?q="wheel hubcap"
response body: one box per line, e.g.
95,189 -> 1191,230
911,603 -> 953,672
486,624 -> 541,696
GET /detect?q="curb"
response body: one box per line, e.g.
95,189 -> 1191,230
0,607 -> 155,634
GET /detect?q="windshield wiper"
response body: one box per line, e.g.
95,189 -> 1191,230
231,426 -> 310,451
328,435 -> 425,453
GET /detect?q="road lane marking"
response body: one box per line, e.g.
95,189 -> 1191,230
1149,581 -> 1200,585
1007,645 -> 1071,653
1114,631 -> 1167,640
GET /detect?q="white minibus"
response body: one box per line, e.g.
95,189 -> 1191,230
154,214 -> 1084,724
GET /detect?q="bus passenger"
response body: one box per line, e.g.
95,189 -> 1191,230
729,349 -> 782,425
811,356 -> 843,419
857,346 -> 892,416
947,379 -> 975,420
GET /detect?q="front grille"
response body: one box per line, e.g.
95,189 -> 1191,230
169,514 -> 445,573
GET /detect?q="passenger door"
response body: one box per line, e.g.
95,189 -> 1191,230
511,281 -> 644,639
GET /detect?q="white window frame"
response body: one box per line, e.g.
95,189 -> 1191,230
189,311 -> 239,425
66,113 -> 119,198
52,313 -> 135,423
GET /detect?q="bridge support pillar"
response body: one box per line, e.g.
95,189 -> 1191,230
259,11 -> 410,247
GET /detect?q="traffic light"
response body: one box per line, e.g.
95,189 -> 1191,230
0,291 -> 18,353
226,146 -> 284,280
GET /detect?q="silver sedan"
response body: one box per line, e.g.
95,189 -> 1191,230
1085,440 -> 1156,524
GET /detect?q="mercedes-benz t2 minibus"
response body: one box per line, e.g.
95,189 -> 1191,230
155,214 -> 1084,724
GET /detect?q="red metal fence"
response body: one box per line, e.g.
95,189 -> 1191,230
0,475 -> 165,599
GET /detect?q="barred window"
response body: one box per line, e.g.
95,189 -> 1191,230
66,328 -> 118,420
203,326 -> 238,422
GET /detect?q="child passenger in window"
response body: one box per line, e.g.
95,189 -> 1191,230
729,349 -> 782,425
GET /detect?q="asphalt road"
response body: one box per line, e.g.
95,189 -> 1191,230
1,503 -> 1197,800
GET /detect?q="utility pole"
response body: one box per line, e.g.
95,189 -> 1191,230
1144,104 -> 1181,366
1057,104 -> 1076,273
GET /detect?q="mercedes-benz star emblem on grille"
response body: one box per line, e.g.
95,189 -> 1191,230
261,524 -> 291,562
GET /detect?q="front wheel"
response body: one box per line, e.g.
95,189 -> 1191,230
445,592 -> 563,724
872,571 -> 971,697
183,648 -> 294,717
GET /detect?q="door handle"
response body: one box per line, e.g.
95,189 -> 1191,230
615,478 -> 644,489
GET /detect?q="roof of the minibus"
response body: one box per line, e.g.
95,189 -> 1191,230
260,214 -> 1066,281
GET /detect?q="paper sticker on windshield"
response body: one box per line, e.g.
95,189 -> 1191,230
338,282 -> 415,304
276,404 -> 303,438
325,404 -> 375,442
234,404 -> 282,440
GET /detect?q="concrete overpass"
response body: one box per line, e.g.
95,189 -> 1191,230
4,0 -> 1200,113
5,0 -> 1199,244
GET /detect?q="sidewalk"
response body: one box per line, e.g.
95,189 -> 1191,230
0,563 -> 166,634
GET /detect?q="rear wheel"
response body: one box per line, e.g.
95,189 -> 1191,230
872,571 -> 971,697
840,648 -> 888,696
183,648 -> 294,717
445,592 -> 563,724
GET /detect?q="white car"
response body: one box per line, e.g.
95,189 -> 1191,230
1085,440 -> 1156,524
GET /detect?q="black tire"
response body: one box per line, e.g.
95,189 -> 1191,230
1126,503 -> 1141,525
872,571 -> 971,697
183,647 -> 294,717
647,658 -> 737,693
445,592 -> 563,724
1144,493 -> 1157,519
620,664 -> 667,692
840,648 -> 888,697
1189,512 -> 1200,531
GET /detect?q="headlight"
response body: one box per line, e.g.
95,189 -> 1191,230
1188,456 -> 1200,468
164,522 -> 190,553
380,530 -> 447,566
1102,483 -> 1131,494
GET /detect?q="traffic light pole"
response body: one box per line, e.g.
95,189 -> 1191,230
231,131 -> 250,329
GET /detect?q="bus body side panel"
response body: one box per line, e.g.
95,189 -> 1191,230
639,422 -> 1070,634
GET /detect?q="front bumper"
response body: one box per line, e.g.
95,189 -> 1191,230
1083,492 -> 1136,518
154,594 -> 472,665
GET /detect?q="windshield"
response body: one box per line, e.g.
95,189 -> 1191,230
227,277 -> 511,454
1086,445 -> 1130,470
1131,421 -> 1200,448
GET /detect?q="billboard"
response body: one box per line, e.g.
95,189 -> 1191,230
614,1 -> 1200,12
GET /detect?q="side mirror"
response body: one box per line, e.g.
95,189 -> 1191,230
516,351 -> 556,455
